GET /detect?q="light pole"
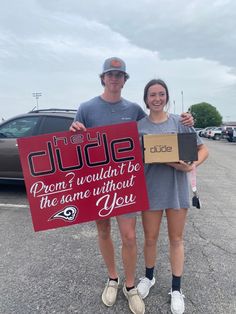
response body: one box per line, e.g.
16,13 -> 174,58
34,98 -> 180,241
181,90 -> 184,112
173,100 -> 176,114
32,92 -> 42,110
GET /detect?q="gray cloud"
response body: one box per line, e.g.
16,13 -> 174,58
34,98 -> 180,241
0,0 -> 236,121
39,0 -> 236,67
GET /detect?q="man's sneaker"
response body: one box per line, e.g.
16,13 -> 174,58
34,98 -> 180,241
102,278 -> 119,307
137,277 -> 156,299
169,289 -> 185,314
123,285 -> 145,314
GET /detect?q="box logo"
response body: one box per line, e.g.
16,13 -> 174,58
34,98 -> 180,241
150,145 -> 173,153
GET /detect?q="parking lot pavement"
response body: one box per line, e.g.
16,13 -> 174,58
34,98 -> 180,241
0,139 -> 236,314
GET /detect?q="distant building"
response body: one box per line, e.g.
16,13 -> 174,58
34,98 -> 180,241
222,121 -> 236,126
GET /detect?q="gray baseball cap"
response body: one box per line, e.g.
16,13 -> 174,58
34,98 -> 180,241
101,57 -> 129,78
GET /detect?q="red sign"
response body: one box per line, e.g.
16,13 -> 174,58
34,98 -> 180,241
17,122 -> 149,232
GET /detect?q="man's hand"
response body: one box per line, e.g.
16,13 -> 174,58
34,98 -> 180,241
69,121 -> 87,132
180,112 -> 194,127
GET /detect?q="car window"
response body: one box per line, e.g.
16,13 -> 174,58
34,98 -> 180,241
39,116 -> 73,135
0,116 -> 39,138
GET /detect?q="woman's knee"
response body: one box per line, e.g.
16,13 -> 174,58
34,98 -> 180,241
169,237 -> 184,248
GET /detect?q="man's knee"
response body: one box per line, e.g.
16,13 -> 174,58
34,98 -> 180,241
145,235 -> 158,248
121,231 -> 136,248
96,220 -> 111,240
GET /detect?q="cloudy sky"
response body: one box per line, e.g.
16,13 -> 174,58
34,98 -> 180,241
1,0 -> 236,121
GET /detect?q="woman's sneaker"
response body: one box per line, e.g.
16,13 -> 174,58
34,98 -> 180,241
137,277 -> 156,299
169,289 -> 185,314
102,278 -> 119,307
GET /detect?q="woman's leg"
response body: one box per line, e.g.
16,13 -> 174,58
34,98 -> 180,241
166,208 -> 187,314
137,210 -> 163,299
166,208 -> 187,277
142,210 -> 163,268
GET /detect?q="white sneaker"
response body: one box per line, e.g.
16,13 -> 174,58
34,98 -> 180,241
137,277 -> 156,299
169,289 -> 185,314
123,285 -> 145,314
102,278 -> 119,307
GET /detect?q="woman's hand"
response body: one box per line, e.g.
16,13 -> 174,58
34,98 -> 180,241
180,112 -> 194,127
167,160 -> 194,172
69,121 -> 87,132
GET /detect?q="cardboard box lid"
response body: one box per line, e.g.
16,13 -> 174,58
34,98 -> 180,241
143,133 -> 198,163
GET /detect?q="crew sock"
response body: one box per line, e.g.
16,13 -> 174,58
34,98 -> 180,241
145,266 -> 154,280
109,277 -> 118,283
172,274 -> 181,292
126,286 -> 135,291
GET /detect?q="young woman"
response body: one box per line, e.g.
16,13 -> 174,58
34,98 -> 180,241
137,79 -> 208,314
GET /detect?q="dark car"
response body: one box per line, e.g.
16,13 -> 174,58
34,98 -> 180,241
221,126 -> 234,140
0,108 -> 76,183
226,127 -> 236,142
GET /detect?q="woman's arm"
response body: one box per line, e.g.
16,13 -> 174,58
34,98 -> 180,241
194,143 -> 209,167
167,143 -> 209,172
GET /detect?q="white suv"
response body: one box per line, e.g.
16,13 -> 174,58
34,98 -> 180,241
208,127 -> 223,140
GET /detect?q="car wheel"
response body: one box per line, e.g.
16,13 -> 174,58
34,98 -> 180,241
214,135 -> 220,140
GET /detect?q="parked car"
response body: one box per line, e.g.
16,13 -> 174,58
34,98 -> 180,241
232,128 -> 236,142
205,127 -> 216,138
221,126 -> 235,139
208,127 -> 223,140
226,127 -> 236,142
0,108 -> 76,183
195,128 -> 203,136
200,127 -> 215,138
198,129 -> 204,137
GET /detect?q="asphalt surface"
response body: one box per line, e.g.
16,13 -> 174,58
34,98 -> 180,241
0,139 -> 235,314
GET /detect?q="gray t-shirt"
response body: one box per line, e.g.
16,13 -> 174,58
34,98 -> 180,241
75,96 -> 146,127
138,114 -> 203,210
74,96 -> 146,217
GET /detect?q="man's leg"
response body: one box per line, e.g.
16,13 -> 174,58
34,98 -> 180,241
96,218 -> 118,278
96,219 -> 119,307
117,215 -> 145,314
116,215 -> 137,287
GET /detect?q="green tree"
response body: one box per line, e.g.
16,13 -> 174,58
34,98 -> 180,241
188,102 -> 222,128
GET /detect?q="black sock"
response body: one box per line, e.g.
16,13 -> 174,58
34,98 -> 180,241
172,274 -> 181,292
145,267 -> 154,280
126,286 -> 135,291
109,277 -> 118,283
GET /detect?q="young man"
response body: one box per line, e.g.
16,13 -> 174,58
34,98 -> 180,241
70,57 -> 193,314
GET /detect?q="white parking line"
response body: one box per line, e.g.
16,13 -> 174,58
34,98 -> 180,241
0,203 -> 28,208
